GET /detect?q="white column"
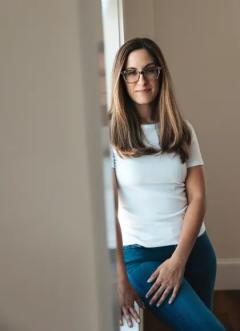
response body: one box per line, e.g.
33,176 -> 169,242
0,0 -> 115,330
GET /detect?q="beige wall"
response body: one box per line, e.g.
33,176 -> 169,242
0,1 -> 114,330
122,0 -> 155,40
123,0 -> 240,288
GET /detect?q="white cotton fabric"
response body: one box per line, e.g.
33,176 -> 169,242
111,120 -> 206,247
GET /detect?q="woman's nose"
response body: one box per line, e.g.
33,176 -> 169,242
137,72 -> 147,84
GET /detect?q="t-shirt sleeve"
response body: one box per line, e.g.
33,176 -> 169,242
111,147 -> 116,168
186,121 -> 204,168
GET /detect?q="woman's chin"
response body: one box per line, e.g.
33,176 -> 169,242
134,97 -> 155,105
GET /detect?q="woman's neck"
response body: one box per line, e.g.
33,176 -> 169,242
135,104 -> 154,124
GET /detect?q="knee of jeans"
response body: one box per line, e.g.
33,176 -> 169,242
210,321 -> 226,331
202,314 -> 226,331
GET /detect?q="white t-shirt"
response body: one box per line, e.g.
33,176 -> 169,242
111,121 -> 206,247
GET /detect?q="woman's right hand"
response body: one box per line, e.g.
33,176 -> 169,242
118,278 -> 145,328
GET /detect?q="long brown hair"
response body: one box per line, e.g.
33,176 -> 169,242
108,37 -> 191,163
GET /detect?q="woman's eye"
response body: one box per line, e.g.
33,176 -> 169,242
126,70 -> 138,76
145,67 -> 156,74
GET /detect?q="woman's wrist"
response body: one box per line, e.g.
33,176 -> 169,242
117,272 -> 129,285
171,250 -> 188,266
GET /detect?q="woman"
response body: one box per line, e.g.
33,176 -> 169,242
109,38 -> 225,331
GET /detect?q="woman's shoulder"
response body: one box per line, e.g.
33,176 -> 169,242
184,119 -> 197,136
110,144 -> 117,154
184,119 -> 193,129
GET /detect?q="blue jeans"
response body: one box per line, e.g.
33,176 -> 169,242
123,231 -> 226,331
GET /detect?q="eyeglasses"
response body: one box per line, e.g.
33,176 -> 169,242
121,66 -> 162,84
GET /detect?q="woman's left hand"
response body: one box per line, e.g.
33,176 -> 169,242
145,256 -> 186,306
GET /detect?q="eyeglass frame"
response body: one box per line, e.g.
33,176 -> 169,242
121,65 -> 162,84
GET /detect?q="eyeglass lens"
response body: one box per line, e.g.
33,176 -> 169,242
123,67 -> 161,83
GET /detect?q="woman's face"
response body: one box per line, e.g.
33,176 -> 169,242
123,48 -> 160,106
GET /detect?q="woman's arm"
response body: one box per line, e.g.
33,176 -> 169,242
171,164 -> 207,264
145,165 -> 206,306
112,169 -> 128,283
112,168 -> 145,327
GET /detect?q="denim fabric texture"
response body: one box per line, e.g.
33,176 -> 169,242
123,231 -> 226,331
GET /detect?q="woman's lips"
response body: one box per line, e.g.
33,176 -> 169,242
135,89 -> 151,92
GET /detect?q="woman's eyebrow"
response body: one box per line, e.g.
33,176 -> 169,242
125,62 -> 156,70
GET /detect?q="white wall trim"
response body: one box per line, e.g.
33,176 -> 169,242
117,0 -> 125,44
215,258 -> 240,290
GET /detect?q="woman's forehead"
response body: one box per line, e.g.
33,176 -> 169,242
125,49 -> 155,68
